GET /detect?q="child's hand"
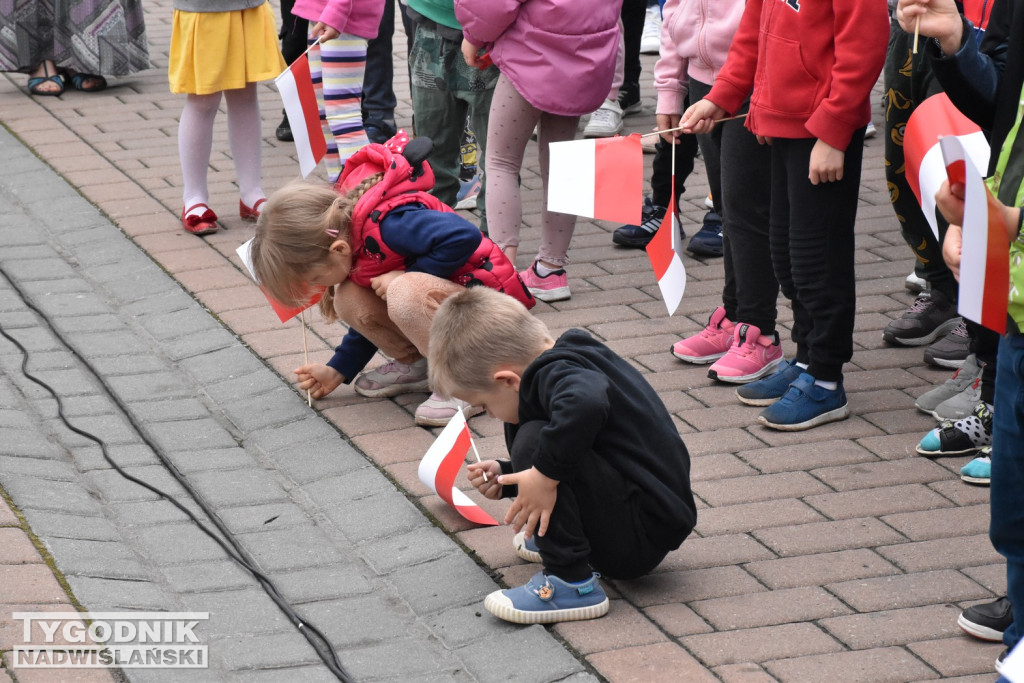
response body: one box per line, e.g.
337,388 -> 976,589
370,271 -> 403,300
942,224 -> 962,281
935,178 -> 966,227
897,0 -> 963,53
809,139 -> 845,185
680,99 -> 725,135
497,467 -> 558,539
467,460 -> 503,499
310,22 -> 340,42
461,38 -> 481,68
294,364 -> 343,399
656,114 -> 682,144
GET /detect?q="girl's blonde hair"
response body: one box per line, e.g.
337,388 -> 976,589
251,175 -> 382,321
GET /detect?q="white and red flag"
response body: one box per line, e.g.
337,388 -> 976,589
236,238 -> 323,323
904,93 -> 990,240
547,134 -> 644,225
275,52 -> 327,178
418,410 -> 498,526
645,195 -> 686,316
938,136 -> 1009,334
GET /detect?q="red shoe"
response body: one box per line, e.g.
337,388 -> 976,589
239,198 -> 266,222
181,203 -> 218,236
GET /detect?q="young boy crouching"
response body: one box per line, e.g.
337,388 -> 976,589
428,287 -> 697,624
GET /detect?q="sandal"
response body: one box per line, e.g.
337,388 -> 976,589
27,62 -> 64,97
59,68 -> 107,92
181,203 -> 219,236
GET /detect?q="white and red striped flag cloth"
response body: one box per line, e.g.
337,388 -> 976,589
274,52 -> 327,178
236,237 -> 323,323
645,195 -> 686,316
547,134 -> 644,225
938,136 -> 1009,334
904,93 -> 990,240
418,410 -> 498,526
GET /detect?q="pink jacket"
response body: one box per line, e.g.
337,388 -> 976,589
454,0 -> 621,116
291,0 -> 384,40
653,0 -> 743,116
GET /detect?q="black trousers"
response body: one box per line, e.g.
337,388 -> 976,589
689,79 -> 778,334
507,421 -> 669,582
769,132 -> 865,382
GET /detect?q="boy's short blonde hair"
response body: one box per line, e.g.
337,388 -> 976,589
429,287 -> 553,397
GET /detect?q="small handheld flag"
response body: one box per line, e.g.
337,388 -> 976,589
236,238 -> 323,323
904,93 -> 989,240
275,52 -> 327,178
645,195 -> 687,316
938,136 -> 1009,334
418,410 -> 498,526
547,135 -> 644,225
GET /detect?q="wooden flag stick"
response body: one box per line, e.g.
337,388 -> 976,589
641,113 -> 747,138
300,309 -> 311,407
913,16 -> 921,53
463,405 -> 488,482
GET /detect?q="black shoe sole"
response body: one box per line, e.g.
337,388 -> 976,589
612,233 -> 653,248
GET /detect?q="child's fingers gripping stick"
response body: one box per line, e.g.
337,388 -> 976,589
467,461 -> 503,499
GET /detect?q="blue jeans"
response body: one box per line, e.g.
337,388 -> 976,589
993,332 -> 1024,667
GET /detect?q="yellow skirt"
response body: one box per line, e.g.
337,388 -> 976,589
169,2 -> 287,95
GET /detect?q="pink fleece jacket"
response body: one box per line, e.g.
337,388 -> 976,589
454,0 -> 621,117
653,0 -> 743,116
291,0 -> 385,40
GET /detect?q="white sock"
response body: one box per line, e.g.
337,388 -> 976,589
796,362 -> 809,370
224,85 -> 266,208
535,262 -> 561,276
814,379 -> 838,391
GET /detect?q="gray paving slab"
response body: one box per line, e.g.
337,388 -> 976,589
0,124 -> 588,680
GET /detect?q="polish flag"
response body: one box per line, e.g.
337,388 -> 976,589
418,410 -> 498,526
547,134 -> 643,225
904,93 -> 989,240
275,53 -> 327,178
645,195 -> 686,316
939,136 -> 1009,334
236,238 -> 323,323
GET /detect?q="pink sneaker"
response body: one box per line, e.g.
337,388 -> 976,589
708,323 -> 783,383
354,358 -> 429,397
520,262 -> 571,302
672,307 -> 735,364
414,392 -> 484,427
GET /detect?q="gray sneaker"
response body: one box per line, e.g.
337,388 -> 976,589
924,318 -> 970,368
883,290 -> 960,346
933,376 -> 983,421
914,354 -> 982,415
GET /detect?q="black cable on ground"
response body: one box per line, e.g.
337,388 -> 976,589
0,268 -> 353,682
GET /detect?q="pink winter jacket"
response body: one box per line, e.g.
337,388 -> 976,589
653,0 -> 743,116
454,0 -> 621,116
292,0 -> 385,40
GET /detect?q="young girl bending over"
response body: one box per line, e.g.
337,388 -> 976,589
251,137 -> 535,427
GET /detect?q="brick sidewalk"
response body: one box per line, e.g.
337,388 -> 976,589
0,1 -> 1009,680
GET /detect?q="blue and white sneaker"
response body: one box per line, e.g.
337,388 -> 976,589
757,372 -> 850,431
960,446 -> 991,485
916,402 -> 993,457
513,530 -> 542,563
484,571 -> 609,625
455,173 -> 481,210
735,358 -> 803,406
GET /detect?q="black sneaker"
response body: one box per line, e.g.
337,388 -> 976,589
924,318 -> 970,368
958,597 -> 1013,642
915,401 -> 993,456
275,110 -> 293,142
883,290 -> 960,346
687,210 -> 723,257
613,198 -> 669,248
617,86 -> 642,116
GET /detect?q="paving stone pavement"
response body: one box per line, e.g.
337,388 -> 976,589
0,2 -> 1009,682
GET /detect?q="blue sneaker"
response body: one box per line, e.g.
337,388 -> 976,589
484,571 -> 609,624
686,210 -> 723,257
916,402 -> 993,456
513,530 -> 542,563
960,446 -> 991,485
735,358 -> 802,406
757,372 -> 850,431
455,173 -> 481,210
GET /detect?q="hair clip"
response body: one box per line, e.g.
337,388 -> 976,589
326,228 -> 339,237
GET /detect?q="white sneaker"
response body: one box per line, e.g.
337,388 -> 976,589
414,392 -> 484,427
583,100 -> 624,138
640,5 -> 662,54
864,121 -> 877,139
